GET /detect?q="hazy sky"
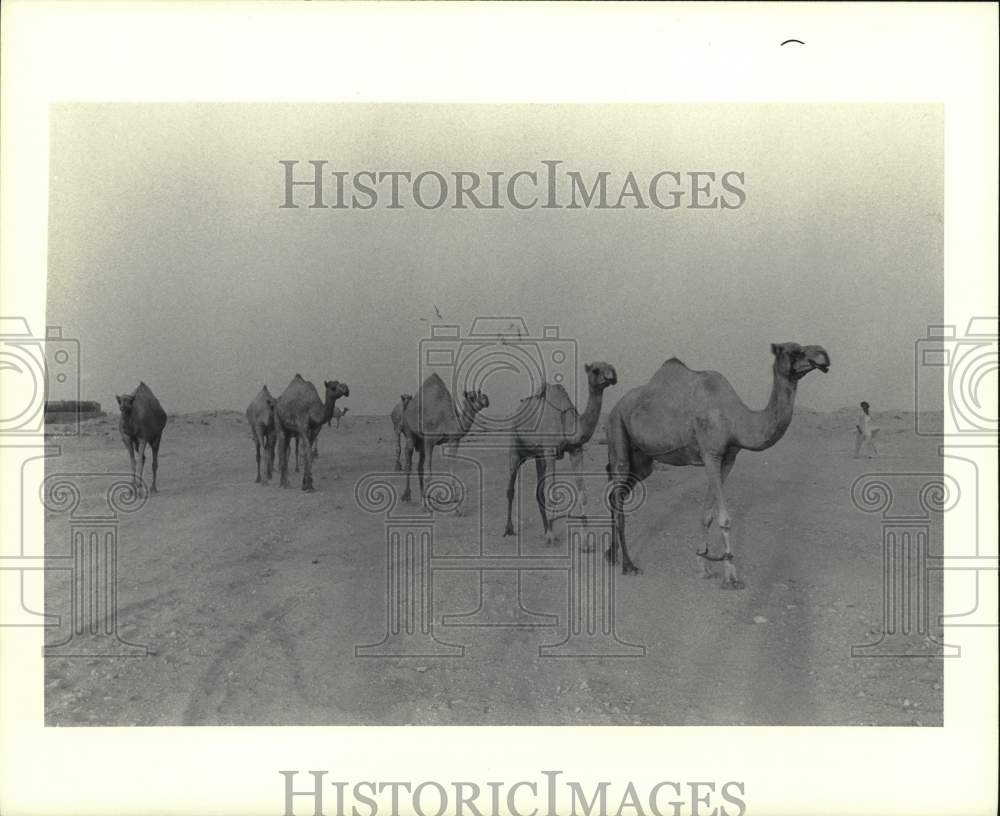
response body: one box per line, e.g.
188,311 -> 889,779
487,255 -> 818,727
48,104 -> 942,416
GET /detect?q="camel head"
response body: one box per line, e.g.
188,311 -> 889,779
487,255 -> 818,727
400,394 -> 413,407
461,389 -> 490,415
116,393 -> 135,415
324,380 -> 350,401
770,342 -> 831,382
584,361 -> 619,391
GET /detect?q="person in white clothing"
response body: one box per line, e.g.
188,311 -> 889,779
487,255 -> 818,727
854,400 -> 880,458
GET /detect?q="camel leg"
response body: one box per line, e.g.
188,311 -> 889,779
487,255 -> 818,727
535,454 -> 557,546
853,429 -> 863,458
294,437 -> 300,473
607,473 -> 639,574
534,457 -> 548,544
264,431 -> 275,483
252,430 -> 262,483
401,435 -> 415,502
150,435 -> 160,493
123,437 -> 137,488
301,429 -> 315,492
276,427 -> 291,488
568,447 -> 587,516
504,448 -> 526,536
606,417 -> 642,575
417,443 -> 427,505
705,455 -> 742,589
697,452 -> 737,576
394,430 -> 403,471
446,442 -> 465,517
697,483 -> 718,578
137,438 -> 148,493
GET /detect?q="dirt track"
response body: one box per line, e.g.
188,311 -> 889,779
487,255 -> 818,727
44,409 -> 943,726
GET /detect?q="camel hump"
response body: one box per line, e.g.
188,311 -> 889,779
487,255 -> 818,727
650,357 -> 696,385
417,372 -> 456,406
283,373 -> 312,392
418,372 -> 453,403
424,372 -> 447,389
406,373 -> 459,434
540,382 -> 575,413
126,381 -> 166,429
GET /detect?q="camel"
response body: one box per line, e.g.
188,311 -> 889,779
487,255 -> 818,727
246,386 -> 277,483
400,375 -> 488,508
390,394 -> 413,470
605,342 -> 830,588
274,374 -> 350,491
116,381 -> 167,494
503,362 -> 618,546
333,406 -> 348,429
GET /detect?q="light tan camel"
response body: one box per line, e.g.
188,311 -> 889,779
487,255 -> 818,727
116,381 -> 167,493
274,374 -> 350,491
390,394 -> 413,470
246,385 -> 277,483
503,362 -> 618,545
605,342 -> 830,587
400,375 -> 488,508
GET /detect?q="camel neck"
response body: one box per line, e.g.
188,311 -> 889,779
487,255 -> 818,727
569,385 -> 605,446
322,392 -> 341,424
455,399 -> 477,435
739,366 -> 797,451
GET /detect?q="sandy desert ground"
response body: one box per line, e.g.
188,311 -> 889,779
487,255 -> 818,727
43,408 -> 944,726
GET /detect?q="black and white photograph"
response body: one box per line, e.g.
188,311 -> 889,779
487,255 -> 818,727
40,102 -> 946,727
1,4 -> 996,816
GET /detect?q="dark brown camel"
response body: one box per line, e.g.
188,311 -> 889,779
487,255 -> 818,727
116,381 -> 167,493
